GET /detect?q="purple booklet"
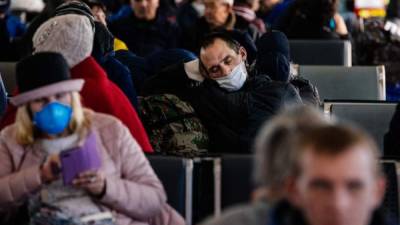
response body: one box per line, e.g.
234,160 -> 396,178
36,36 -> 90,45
60,132 -> 102,185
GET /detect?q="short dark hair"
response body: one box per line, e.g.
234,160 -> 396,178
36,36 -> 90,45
82,0 -> 107,12
200,32 -> 241,54
294,124 -> 383,177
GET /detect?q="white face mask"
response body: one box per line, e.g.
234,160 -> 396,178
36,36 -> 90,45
214,62 -> 248,92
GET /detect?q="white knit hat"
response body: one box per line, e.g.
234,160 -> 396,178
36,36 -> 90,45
33,14 -> 94,68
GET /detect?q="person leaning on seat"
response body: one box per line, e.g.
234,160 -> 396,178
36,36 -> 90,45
143,32 -> 302,153
0,52 -> 184,225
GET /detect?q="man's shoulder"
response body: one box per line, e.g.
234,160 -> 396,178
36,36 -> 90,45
200,202 -> 269,225
249,74 -> 295,90
248,75 -> 302,103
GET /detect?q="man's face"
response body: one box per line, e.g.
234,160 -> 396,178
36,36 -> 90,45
291,145 -> 385,225
200,38 -> 246,79
91,5 -> 107,26
131,0 -> 159,20
203,0 -> 231,28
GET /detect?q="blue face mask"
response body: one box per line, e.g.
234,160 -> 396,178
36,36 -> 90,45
33,102 -> 73,135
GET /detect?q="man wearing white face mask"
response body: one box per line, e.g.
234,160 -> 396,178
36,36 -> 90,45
143,32 -> 302,153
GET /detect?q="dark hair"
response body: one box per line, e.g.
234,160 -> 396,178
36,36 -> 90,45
200,32 -> 241,53
294,124 -> 383,177
82,0 -> 107,12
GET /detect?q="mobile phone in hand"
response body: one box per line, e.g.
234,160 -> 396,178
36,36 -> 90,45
60,132 -> 101,185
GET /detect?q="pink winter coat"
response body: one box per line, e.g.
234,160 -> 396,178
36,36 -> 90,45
0,110 -> 184,225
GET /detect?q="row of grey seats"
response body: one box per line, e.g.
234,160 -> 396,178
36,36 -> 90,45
0,63 -> 387,101
0,40 -> 382,101
147,155 -> 400,225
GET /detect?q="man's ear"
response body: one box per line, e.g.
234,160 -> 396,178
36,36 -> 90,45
239,46 -> 247,62
286,176 -> 303,208
372,176 -> 387,208
198,60 -> 209,78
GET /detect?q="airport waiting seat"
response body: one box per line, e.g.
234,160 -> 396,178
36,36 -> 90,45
324,101 -> 397,154
192,157 -> 221,224
380,160 -> 400,224
220,155 -> 253,209
289,40 -> 352,66
300,65 -> 386,101
0,62 -> 17,94
191,155 -> 253,223
147,155 -> 194,225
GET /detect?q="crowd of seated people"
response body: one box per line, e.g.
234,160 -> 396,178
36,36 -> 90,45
0,0 -> 400,225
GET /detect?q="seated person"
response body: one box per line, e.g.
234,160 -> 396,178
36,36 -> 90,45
75,0 -> 139,109
109,0 -> 180,57
10,0 -> 68,59
274,0 -> 349,40
233,0 -> 266,36
83,0 -> 108,26
182,0 -> 262,53
177,0 -> 205,32
257,0 -> 294,28
142,32 -> 301,153
0,0 -> 27,61
0,11 -> 153,153
201,119 -> 390,225
0,52 -> 184,225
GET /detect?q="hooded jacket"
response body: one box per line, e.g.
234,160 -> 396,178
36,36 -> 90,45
92,22 -> 139,109
256,31 -> 321,106
274,0 -> 349,40
181,14 -> 259,57
256,31 -> 291,82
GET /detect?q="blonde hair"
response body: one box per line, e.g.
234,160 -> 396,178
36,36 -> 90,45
15,92 -> 91,145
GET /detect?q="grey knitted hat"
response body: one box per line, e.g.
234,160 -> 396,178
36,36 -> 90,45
33,14 -> 94,68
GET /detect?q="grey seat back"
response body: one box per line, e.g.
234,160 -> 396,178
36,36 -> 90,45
289,40 -> 352,66
324,102 -> 397,153
380,160 -> 400,224
300,65 -> 386,101
147,156 -> 193,225
0,62 -> 17,94
220,155 -> 253,209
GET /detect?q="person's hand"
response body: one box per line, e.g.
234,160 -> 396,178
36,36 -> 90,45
334,13 -> 348,36
73,170 -> 106,197
92,6 -> 107,26
40,154 -> 61,183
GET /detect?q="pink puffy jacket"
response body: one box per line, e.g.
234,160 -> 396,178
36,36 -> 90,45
0,110 -> 184,225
